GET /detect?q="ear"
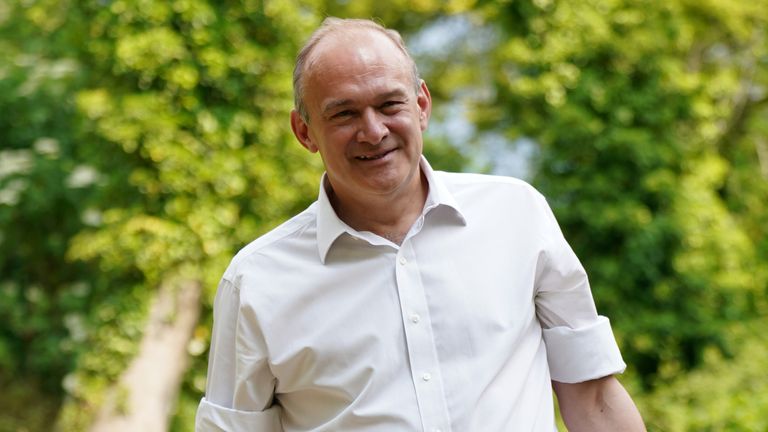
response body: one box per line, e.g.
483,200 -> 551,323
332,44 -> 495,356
290,110 -> 318,153
416,80 -> 432,131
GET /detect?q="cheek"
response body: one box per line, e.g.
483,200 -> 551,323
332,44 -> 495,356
391,115 -> 423,139
316,130 -> 353,160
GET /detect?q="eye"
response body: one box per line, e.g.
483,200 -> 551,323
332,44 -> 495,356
331,110 -> 354,120
380,101 -> 404,112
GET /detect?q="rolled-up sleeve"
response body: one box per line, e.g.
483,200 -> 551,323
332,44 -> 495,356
196,397 -> 282,431
533,196 -> 626,384
195,277 -> 282,431
542,317 -> 625,383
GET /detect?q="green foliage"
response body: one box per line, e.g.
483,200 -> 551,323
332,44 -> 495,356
0,375 -> 61,432
0,9 -> 149,431
639,319 -> 768,431
55,284 -> 151,431
1,0 -> 326,429
3,0 -> 768,430
63,0 -> 325,278
48,0 -> 330,429
461,0 -> 768,388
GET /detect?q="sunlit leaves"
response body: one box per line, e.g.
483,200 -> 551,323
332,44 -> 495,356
3,0 -> 766,430
639,321 -> 768,431
3,0 -> 330,429
467,0 -> 768,405
116,27 -> 188,73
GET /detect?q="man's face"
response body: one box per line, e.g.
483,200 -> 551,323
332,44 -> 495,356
290,30 -> 431,204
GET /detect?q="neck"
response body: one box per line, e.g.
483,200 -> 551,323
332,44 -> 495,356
327,171 -> 428,245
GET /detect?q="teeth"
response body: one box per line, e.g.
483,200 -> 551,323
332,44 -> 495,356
357,150 -> 391,160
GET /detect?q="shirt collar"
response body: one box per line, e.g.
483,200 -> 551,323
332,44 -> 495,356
316,156 -> 466,263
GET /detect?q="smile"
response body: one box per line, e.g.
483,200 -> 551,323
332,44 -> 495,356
356,149 -> 395,161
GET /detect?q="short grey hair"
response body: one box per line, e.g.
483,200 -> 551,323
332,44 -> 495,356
292,17 -> 421,123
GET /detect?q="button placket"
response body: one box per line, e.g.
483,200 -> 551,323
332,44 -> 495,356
394,241 -> 452,432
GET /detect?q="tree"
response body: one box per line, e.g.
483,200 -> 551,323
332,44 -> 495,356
54,0 -> 330,429
443,0 -> 768,428
0,2 -> 143,429
5,0 -> 765,429
3,0 -> 324,429
1,1 -> 473,429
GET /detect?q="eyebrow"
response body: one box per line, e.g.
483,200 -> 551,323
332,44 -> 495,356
321,89 -> 410,117
321,98 -> 354,116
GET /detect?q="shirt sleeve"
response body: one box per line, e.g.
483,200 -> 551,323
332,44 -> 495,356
195,277 -> 283,431
532,195 -> 626,384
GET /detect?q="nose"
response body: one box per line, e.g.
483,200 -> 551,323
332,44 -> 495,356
356,108 -> 388,144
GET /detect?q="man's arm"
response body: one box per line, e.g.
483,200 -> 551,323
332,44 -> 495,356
553,375 -> 645,432
196,278 -> 282,431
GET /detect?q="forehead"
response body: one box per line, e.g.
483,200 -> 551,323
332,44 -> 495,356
303,30 -> 413,108
307,28 -> 410,76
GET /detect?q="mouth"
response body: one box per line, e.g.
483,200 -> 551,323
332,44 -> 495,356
355,148 -> 396,161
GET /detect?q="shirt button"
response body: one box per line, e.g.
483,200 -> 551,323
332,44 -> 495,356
421,372 -> 432,381
399,256 -> 407,265
410,314 -> 420,323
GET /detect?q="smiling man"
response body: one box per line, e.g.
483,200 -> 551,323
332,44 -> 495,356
196,18 -> 646,432
290,21 -> 431,246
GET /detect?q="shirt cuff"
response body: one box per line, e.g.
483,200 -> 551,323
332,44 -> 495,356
542,316 -> 626,384
195,397 -> 282,431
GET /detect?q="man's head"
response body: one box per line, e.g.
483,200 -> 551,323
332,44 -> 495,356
292,18 -> 421,123
289,18 -> 432,205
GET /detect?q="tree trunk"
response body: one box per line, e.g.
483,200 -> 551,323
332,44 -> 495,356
89,280 -> 202,432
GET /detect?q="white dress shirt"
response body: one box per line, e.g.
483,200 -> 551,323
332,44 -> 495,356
196,157 -> 626,431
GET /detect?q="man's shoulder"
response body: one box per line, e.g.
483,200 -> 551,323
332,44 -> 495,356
435,170 -> 543,198
225,202 -> 319,275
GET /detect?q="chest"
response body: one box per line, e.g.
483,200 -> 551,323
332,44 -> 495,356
249,222 -> 543,388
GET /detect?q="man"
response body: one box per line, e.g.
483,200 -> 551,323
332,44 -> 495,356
196,17 -> 646,431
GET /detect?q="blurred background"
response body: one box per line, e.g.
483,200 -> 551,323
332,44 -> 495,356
1,0 -> 767,430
